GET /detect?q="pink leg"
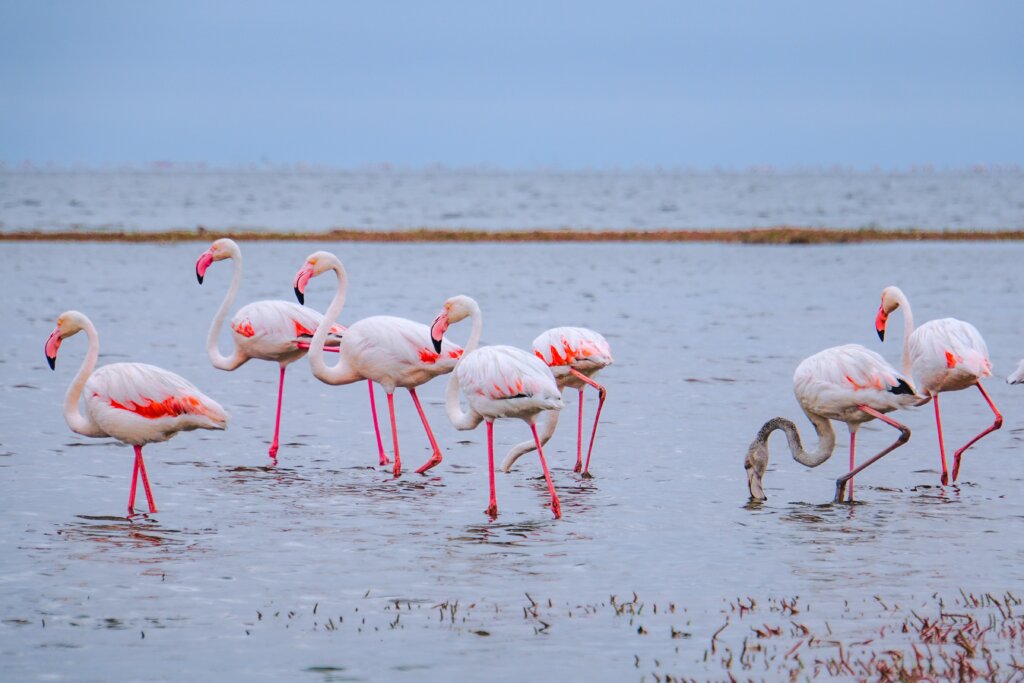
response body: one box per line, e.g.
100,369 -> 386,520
387,392 -> 401,477
268,365 -> 286,459
485,421 -> 498,518
569,368 -> 607,477
834,406 -> 911,503
532,423 -> 562,519
934,393 -> 950,485
575,388 -> 584,473
848,430 -> 856,501
409,388 -> 443,474
951,382 -> 1003,483
367,381 -> 389,466
128,447 -> 140,515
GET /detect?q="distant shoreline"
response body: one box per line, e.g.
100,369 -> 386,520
2,227 -> 1024,244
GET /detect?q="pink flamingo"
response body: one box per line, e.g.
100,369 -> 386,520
293,251 -> 463,476
195,238 -> 349,460
45,311 -> 228,516
876,285 -> 1002,484
430,295 -> 564,518
744,344 -> 917,503
501,327 -> 612,477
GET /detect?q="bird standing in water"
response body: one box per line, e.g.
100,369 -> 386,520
45,310 -> 228,516
744,344 -> 917,503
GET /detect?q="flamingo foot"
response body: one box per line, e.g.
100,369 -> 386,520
485,502 -> 498,519
573,459 -> 583,474
415,451 -> 443,475
379,453 -> 391,466
940,470 -> 950,486
268,444 -> 279,459
580,470 -> 594,480
392,461 -> 401,478
550,498 -> 562,519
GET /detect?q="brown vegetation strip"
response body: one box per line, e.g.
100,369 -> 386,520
2,227 -> 1024,244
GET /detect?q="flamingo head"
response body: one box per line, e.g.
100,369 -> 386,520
45,311 -> 87,370
195,238 -> 238,284
876,285 -> 903,341
293,251 -> 338,305
430,295 -> 475,353
743,438 -> 769,502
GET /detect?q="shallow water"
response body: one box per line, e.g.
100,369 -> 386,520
3,168 -> 1023,232
1,240 -> 1023,680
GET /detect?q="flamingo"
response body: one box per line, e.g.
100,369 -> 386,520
744,344 -> 917,503
292,251 -> 463,476
876,285 -> 1002,484
195,238 -> 349,460
1008,361 -> 1024,385
44,311 -> 228,515
501,326 -> 612,477
429,295 -> 564,519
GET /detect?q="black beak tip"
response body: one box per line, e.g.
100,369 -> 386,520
196,270 -> 204,285
46,355 -> 56,370
294,287 -> 304,305
432,337 -> 442,353
876,329 -> 885,342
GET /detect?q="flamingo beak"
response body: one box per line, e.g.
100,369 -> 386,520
875,306 -> 888,342
45,328 -> 62,370
430,313 -> 449,353
293,264 -> 314,305
195,250 -> 214,285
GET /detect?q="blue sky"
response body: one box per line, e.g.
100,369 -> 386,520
1,1 -> 1022,168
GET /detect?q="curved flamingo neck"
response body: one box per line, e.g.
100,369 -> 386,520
445,299 -> 485,430
64,317 -> 105,437
309,259 -> 361,385
206,248 -> 246,370
500,406 -> 560,471
760,412 -> 836,468
892,288 -> 915,379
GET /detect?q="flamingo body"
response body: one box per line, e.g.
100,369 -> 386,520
907,318 -> 991,394
795,345 -> 916,424
532,326 -> 613,389
340,315 -> 462,391
228,299 -> 343,364
83,362 -> 228,445
456,344 -> 563,421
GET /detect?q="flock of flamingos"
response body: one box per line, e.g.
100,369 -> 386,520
44,239 -> 611,520
44,238 -> 1024,520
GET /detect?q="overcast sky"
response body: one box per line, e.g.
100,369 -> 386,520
1,1 -> 1022,168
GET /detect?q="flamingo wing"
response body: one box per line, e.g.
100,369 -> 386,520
533,326 -> 613,369
85,363 -> 228,442
346,316 -> 463,368
232,300 -> 345,347
459,345 -> 560,402
795,344 -> 916,420
910,318 -> 992,384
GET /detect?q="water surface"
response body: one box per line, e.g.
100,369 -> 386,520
1,241 -> 1023,680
